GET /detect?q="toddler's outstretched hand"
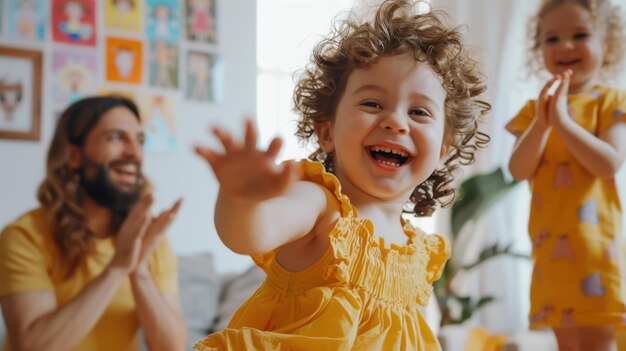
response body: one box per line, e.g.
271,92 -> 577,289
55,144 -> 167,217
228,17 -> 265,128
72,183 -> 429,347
195,119 -> 298,202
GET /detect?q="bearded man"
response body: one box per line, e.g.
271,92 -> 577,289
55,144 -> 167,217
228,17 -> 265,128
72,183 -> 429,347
0,96 -> 186,351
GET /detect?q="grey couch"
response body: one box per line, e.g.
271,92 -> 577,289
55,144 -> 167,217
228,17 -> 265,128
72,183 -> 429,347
177,253 -> 265,350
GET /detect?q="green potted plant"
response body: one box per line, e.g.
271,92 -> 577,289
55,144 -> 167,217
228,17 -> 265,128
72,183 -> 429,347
433,167 -> 528,326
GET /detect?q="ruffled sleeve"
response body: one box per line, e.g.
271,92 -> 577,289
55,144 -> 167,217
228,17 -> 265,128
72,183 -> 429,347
251,252 -> 274,273
299,159 -> 355,217
252,159 -> 356,273
597,88 -> 626,133
505,100 -> 536,138
424,234 -> 451,285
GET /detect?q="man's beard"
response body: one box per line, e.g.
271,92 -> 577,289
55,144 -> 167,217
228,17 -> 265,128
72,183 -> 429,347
79,157 -> 144,231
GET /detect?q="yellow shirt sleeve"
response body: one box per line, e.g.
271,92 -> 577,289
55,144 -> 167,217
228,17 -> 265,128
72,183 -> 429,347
148,235 -> 178,294
598,88 -> 626,133
505,100 -> 536,137
0,221 -> 54,297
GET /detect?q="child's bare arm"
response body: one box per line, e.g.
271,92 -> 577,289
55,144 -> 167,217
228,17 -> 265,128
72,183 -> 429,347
554,118 -> 626,177
214,180 -> 327,255
508,77 -> 557,180
196,120 -> 328,255
550,72 -> 626,177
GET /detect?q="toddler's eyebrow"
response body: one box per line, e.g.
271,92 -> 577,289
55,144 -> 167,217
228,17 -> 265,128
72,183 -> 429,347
352,84 -> 385,95
409,93 -> 441,109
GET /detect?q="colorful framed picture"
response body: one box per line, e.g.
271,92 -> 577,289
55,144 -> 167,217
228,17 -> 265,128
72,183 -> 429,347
0,46 -> 42,140
146,0 -> 180,43
104,0 -> 142,33
185,0 -> 216,43
105,37 -> 143,84
7,0 -> 48,42
185,50 -> 215,102
52,49 -> 98,107
51,0 -> 96,46
138,93 -> 177,153
148,40 -> 179,89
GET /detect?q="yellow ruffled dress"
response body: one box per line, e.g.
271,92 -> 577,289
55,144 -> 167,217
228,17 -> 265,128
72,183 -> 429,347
194,159 -> 450,350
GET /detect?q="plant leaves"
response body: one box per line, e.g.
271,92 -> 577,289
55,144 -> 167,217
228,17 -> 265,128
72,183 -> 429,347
451,167 -> 519,238
461,242 -> 530,271
447,294 -> 496,325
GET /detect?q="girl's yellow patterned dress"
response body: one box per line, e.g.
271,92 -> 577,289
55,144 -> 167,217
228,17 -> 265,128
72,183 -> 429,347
506,86 -> 626,328
194,159 -> 450,350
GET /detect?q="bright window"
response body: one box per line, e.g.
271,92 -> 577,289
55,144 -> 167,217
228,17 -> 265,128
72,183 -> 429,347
256,0 -> 355,160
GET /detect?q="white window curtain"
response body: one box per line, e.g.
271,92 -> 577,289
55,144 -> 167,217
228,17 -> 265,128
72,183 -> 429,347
257,0 -> 354,162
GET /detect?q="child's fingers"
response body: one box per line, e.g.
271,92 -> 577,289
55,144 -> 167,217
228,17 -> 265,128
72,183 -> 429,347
556,70 -> 571,98
170,198 -> 183,214
212,127 -> 235,153
539,78 -> 554,97
244,119 -> 258,150
539,76 -> 558,103
275,161 -> 297,191
266,137 -> 283,159
194,146 -> 220,168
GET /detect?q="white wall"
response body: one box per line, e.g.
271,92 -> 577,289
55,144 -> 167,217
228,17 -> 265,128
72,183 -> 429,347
0,0 -> 257,274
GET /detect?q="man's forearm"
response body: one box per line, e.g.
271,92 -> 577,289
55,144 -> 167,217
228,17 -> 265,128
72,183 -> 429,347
130,266 -> 186,351
7,267 -> 127,351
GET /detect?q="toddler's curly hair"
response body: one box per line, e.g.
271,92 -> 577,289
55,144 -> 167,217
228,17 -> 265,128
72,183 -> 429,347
293,0 -> 491,217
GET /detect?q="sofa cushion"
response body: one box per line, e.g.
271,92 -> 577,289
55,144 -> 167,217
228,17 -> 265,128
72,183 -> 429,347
212,264 -> 265,332
177,253 -> 222,345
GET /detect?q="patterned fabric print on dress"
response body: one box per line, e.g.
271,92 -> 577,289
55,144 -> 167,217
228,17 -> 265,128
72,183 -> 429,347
553,163 -> 574,189
531,304 -> 555,324
606,239 -> 618,261
590,90 -> 601,99
552,235 -> 575,262
532,229 -> 551,251
581,272 -> 606,297
578,200 -> 599,225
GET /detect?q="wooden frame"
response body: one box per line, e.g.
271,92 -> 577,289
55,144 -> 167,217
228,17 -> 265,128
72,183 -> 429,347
0,46 -> 43,141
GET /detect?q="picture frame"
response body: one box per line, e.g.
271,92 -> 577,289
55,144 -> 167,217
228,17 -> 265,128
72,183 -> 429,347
0,46 -> 42,140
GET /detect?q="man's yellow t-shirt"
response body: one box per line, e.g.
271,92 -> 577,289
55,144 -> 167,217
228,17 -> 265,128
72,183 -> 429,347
0,207 -> 178,351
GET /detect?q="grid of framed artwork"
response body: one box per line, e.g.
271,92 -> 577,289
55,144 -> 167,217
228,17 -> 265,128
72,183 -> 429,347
0,0 -> 220,151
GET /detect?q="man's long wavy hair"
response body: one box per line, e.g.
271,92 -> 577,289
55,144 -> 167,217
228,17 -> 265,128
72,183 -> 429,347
37,96 -> 141,278
293,0 -> 491,217
527,0 -> 625,79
